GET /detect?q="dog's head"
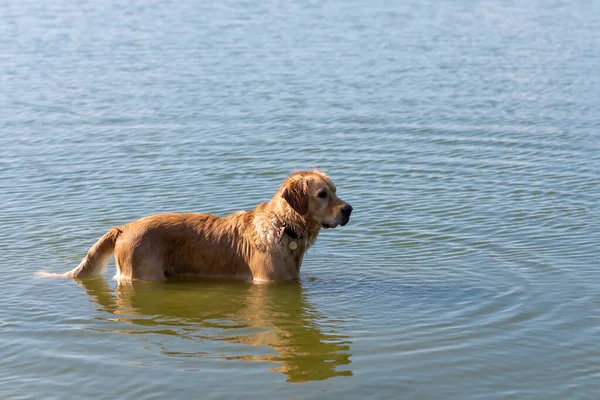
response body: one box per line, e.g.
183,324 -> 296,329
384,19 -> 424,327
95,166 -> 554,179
280,170 -> 352,231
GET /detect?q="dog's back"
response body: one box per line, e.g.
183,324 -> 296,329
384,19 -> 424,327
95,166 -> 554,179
114,213 -> 255,280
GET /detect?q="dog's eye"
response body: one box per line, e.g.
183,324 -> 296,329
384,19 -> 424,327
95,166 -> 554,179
317,190 -> 327,199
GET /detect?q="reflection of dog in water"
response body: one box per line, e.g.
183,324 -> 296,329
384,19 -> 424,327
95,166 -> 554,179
80,277 -> 352,382
44,170 -> 352,282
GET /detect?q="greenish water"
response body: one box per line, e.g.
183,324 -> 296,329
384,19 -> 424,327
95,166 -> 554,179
1,0 -> 599,398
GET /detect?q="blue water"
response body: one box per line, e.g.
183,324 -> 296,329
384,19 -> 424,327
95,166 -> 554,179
1,0 -> 599,398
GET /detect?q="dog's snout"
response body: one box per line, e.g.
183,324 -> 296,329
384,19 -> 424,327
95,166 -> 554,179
341,203 -> 353,217
340,203 -> 352,227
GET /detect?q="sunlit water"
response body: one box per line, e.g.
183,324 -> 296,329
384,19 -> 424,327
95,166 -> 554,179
1,0 -> 599,398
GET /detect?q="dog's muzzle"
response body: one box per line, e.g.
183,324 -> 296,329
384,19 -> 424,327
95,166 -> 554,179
340,203 -> 353,226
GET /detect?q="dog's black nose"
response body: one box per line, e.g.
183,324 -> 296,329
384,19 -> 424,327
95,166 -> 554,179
340,203 -> 353,226
341,203 -> 353,217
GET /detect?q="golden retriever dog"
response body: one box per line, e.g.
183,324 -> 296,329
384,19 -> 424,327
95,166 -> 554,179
43,170 -> 352,282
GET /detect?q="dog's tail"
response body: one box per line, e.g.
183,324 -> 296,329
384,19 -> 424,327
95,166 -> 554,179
37,227 -> 122,279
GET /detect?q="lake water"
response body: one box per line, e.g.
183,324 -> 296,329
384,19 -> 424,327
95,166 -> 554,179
1,0 -> 599,398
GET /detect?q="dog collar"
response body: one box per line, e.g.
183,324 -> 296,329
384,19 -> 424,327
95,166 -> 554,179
283,226 -> 302,240
285,227 -> 300,250
278,225 -> 302,250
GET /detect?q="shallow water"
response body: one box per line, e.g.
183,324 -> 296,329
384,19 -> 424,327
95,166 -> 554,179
1,0 -> 599,398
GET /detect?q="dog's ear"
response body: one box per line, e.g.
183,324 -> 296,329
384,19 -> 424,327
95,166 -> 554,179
282,178 -> 309,215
